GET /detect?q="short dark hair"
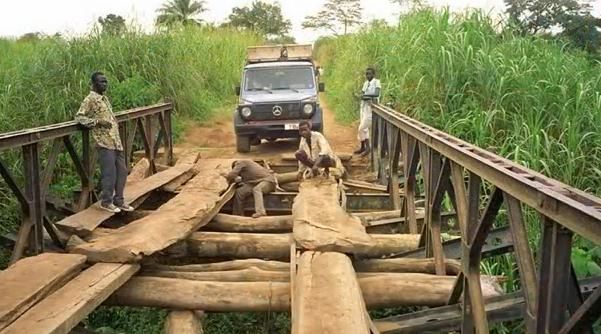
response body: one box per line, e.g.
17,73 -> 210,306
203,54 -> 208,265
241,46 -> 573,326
366,67 -> 376,74
91,71 -> 105,83
231,160 -> 238,169
299,120 -> 312,129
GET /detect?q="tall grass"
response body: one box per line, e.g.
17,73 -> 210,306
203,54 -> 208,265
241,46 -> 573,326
317,9 -> 601,332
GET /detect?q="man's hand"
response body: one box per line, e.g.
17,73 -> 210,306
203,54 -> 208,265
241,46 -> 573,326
297,171 -> 304,181
96,120 -> 112,129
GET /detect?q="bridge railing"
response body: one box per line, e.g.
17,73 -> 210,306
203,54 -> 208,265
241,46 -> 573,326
0,102 -> 174,263
371,103 -> 601,334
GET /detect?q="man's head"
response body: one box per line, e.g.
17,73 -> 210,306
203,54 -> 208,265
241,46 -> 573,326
366,67 -> 375,81
231,160 -> 239,169
298,120 -> 312,139
91,72 -> 108,94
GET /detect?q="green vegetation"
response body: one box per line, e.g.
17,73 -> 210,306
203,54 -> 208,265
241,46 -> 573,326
316,8 -> 601,332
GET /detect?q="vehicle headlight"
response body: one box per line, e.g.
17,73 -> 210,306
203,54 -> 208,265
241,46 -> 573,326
241,107 -> 252,118
303,103 -> 314,115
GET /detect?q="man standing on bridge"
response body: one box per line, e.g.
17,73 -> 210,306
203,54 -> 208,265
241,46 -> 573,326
354,67 -> 381,156
223,160 -> 276,218
75,72 -> 133,214
295,120 -> 343,179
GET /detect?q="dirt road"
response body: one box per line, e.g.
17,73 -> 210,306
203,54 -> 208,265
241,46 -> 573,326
177,96 -> 359,159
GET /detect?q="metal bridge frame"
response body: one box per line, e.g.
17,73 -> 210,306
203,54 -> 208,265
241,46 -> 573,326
371,104 -> 601,333
0,103 -> 174,264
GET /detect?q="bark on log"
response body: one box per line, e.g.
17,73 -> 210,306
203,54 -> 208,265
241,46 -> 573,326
164,310 -> 203,334
276,172 -> 298,185
354,258 -> 461,275
142,267 -> 290,282
109,274 -> 502,311
353,210 -> 402,223
293,252 -> 371,334
69,160 -> 235,263
145,259 -> 290,273
204,214 -> 293,233
185,232 -> 419,260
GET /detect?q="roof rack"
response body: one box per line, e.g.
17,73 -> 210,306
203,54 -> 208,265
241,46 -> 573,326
246,44 -> 313,64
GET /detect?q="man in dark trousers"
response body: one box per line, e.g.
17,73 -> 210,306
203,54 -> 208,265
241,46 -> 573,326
224,160 -> 276,218
75,72 -> 133,213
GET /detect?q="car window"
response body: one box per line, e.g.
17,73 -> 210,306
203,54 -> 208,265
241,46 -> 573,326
245,67 -> 315,91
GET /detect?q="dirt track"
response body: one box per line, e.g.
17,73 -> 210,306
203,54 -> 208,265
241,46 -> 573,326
177,96 -> 359,159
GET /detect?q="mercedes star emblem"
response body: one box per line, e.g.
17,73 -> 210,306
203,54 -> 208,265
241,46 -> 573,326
272,105 -> 283,116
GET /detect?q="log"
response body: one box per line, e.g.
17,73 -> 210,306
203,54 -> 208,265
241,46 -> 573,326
185,232 -> 419,259
109,273 -> 502,311
142,267 -> 290,282
127,158 -> 150,183
293,179 -> 373,253
145,259 -> 289,273
204,214 -> 293,233
293,252 -> 370,334
354,258 -> 461,275
164,310 -> 203,334
56,163 -> 196,236
343,179 -> 388,193
0,253 -> 87,330
162,153 -> 203,193
69,160 -> 235,263
2,263 -> 139,334
353,210 -> 402,223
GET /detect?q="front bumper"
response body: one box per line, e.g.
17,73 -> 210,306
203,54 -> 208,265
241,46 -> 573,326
234,109 -> 323,138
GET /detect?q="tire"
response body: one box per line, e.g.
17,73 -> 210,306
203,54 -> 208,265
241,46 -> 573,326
236,135 -> 251,153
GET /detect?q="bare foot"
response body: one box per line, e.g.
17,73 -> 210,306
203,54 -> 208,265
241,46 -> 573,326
252,213 -> 265,219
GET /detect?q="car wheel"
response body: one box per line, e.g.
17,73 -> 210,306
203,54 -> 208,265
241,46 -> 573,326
236,135 -> 251,153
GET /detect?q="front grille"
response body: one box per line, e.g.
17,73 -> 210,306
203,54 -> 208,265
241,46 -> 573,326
249,102 -> 303,121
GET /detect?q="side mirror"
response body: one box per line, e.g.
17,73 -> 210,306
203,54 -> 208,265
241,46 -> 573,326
235,86 -> 241,96
318,83 -> 325,92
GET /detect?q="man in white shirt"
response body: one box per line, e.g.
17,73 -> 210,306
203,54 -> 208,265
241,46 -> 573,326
354,67 -> 381,156
294,120 -> 342,179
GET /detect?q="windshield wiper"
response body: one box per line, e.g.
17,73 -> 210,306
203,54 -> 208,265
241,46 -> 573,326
248,87 -> 273,94
273,87 -> 301,93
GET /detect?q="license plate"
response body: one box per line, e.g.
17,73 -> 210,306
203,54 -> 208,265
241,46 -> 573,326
285,123 -> 299,130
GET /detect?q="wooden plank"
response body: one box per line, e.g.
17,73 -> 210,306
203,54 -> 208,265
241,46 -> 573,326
292,252 -> 371,334
56,163 -> 196,236
0,254 -> 86,331
2,263 -> 139,334
164,310 -> 203,334
204,214 -> 293,233
70,160 -> 235,263
293,178 -> 373,253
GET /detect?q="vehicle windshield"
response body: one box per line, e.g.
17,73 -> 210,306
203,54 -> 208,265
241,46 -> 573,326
244,67 -> 315,91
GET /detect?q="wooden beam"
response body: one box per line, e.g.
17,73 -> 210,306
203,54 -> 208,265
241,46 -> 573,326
56,163 -> 197,236
69,160 -> 235,263
293,252 -> 371,334
204,214 -> 293,233
0,254 -> 86,330
108,274 -> 501,311
145,259 -> 290,273
184,232 -> 420,260
2,263 -> 139,334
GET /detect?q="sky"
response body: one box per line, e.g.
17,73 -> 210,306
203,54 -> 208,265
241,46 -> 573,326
0,0 -> 599,43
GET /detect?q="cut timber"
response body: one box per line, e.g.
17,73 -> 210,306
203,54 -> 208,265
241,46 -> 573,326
109,273 -> 501,311
0,253 -> 87,331
142,267 -> 290,282
164,310 -> 203,334
2,263 -> 139,334
205,214 -> 293,233
293,179 -> 373,253
353,210 -> 401,224
343,179 -> 388,193
162,153 -> 203,193
276,172 -> 298,185
56,163 -> 196,237
146,259 -> 289,272
185,232 -> 419,259
186,232 -> 291,260
70,160 -> 235,263
354,258 -> 461,275
282,153 -> 352,162
127,158 -> 150,183
293,252 -> 371,334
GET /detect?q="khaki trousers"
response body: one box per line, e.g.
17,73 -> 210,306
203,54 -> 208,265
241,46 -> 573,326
232,181 -> 275,216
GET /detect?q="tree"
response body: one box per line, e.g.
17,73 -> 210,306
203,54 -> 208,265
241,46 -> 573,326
17,32 -> 42,43
389,0 -> 425,11
302,0 -> 362,36
156,0 -> 206,27
504,0 -> 592,35
98,14 -> 126,36
227,1 -> 292,38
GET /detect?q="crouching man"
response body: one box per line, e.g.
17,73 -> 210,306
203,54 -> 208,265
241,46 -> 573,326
224,160 -> 276,218
295,120 -> 343,179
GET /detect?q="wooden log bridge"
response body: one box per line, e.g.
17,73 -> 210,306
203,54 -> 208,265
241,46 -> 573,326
0,101 -> 600,333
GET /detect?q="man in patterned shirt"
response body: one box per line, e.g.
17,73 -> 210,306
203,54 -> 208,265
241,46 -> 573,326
75,72 -> 134,213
